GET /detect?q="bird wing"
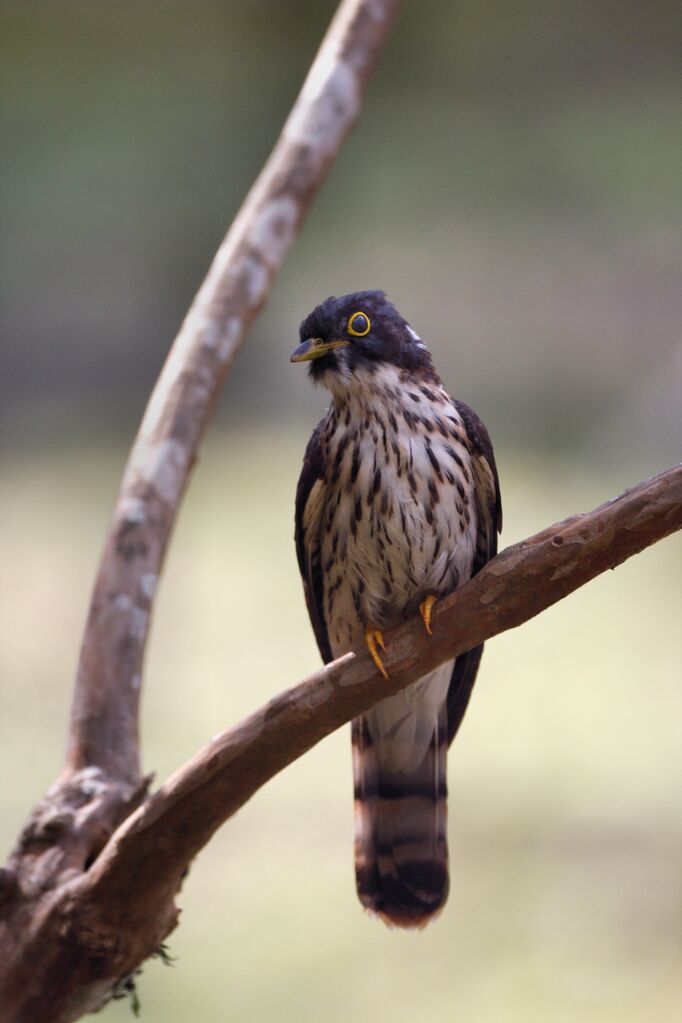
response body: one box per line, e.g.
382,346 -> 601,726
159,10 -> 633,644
294,421 -> 333,663
454,398 -> 502,568
445,399 -> 502,744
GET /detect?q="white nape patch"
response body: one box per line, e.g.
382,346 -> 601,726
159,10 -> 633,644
406,324 -> 427,350
367,660 -> 454,773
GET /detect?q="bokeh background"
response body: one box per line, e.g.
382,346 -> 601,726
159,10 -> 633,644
1,2 -> 680,1020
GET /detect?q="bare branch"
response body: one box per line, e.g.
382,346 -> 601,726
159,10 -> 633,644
65,0 -> 404,787
2,0 -> 678,1017
1,5 -> 404,1020
80,463 -> 682,925
2,465 -> 678,1021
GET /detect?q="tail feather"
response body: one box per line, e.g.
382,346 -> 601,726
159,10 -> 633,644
447,643 -> 484,745
353,698 -> 449,928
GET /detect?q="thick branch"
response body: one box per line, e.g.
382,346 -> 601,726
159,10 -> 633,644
65,0 -> 404,786
2,0 -> 677,1016
81,464 -> 681,925
3,467 -> 678,1023
0,8 -> 404,1019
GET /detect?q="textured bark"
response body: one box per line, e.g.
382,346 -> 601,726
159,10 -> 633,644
80,461 -> 682,903
2,463 -> 679,1022
66,0 -> 403,792
1,0 -> 679,1019
0,2 -> 403,1021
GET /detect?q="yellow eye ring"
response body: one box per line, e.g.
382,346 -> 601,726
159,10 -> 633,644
348,311 -> 371,337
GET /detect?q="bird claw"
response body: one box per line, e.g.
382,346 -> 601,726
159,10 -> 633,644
365,629 -> 388,680
419,595 -> 437,636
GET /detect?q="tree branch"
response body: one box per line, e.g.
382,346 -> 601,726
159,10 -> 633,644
2,0 -> 678,1017
0,4 -> 404,1020
4,465 -> 676,1023
80,463 -> 682,915
65,0 -> 404,788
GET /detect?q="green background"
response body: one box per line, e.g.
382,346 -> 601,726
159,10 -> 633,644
1,3 -> 680,1021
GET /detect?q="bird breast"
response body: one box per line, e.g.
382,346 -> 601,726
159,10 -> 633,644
319,366 -> 477,656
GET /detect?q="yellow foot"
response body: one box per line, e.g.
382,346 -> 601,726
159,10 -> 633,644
419,595 -> 437,636
365,628 -> 388,680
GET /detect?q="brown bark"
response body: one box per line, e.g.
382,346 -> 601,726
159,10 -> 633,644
76,461 -> 682,901
66,0 -> 404,790
0,2 -> 403,1020
1,1 -> 679,1020
2,463 -> 679,1022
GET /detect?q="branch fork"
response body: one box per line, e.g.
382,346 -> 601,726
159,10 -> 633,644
1,1 -> 679,1020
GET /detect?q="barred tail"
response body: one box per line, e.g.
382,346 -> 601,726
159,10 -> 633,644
352,686 -> 449,929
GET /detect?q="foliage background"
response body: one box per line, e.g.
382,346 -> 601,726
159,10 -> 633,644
1,2 -> 680,1020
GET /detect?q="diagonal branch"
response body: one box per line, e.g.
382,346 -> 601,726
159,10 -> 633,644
1,0 -> 678,1015
80,463 -> 681,924
3,465 -> 678,1020
65,0 -> 404,787
2,6 -> 408,1019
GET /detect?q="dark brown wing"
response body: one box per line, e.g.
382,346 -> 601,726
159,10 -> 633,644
454,399 -> 502,568
295,421 -> 332,663
446,400 -> 502,744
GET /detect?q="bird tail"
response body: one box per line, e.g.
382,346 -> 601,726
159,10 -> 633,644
352,670 -> 450,929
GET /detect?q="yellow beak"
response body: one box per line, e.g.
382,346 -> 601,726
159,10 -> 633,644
290,338 -> 350,363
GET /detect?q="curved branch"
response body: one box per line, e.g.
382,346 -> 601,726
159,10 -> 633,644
3,469 -> 679,1021
0,8 -> 405,1018
81,464 -> 681,923
1,0 -> 677,1014
65,0 -> 404,786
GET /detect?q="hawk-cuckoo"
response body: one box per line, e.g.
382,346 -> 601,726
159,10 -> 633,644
292,291 -> 501,928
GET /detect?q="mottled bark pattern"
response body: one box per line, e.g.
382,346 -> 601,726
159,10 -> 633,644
0,3 -> 405,1021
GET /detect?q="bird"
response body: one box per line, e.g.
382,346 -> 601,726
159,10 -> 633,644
291,291 -> 501,928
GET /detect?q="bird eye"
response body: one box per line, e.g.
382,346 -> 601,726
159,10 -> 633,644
348,311 -> 371,337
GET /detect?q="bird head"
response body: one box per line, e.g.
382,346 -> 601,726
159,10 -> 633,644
291,291 -> 432,389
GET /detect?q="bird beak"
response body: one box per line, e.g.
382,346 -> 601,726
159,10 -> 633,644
290,338 -> 350,363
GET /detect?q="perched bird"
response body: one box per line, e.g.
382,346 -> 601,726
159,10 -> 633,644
292,291 -> 501,928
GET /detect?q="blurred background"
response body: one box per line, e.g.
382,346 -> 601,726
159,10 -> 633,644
1,2 -> 680,1020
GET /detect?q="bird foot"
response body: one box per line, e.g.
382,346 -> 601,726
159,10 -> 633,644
365,629 -> 388,680
419,595 -> 437,636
